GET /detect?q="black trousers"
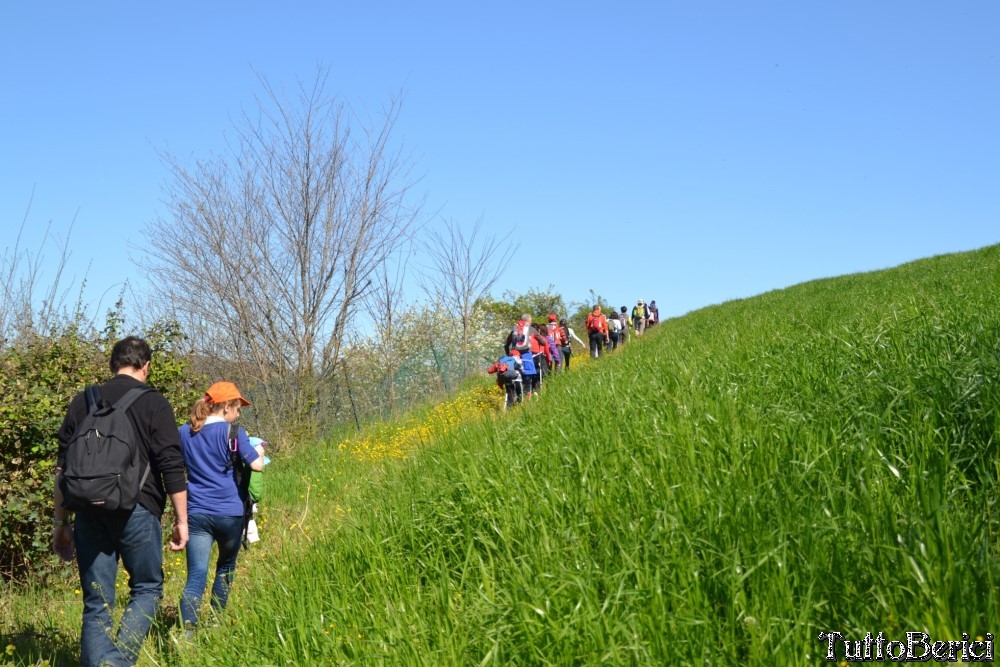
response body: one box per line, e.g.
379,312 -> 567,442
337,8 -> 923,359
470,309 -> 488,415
589,331 -> 605,358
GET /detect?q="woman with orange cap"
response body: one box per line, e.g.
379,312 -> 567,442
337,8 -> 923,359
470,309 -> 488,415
178,381 -> 263,635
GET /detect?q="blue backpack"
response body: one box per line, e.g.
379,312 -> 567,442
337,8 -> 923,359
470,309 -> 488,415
496,355 -> 522,382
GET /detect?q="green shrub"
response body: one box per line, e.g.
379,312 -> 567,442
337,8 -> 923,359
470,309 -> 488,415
0,311 -> 205,583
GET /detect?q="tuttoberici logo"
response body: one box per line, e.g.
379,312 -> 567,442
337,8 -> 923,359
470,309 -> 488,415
817,631 -> 994,662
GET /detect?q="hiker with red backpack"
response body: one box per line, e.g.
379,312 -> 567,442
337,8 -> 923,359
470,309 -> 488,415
505,314 -> 549,397
544,322 -> 563,373
585,305 -> 610,359
546,314 -> 568,373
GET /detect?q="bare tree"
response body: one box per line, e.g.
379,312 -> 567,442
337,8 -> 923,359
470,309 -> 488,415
143,69 -> 420,442
2,191 -> 79,345
355,249 -> 411,417
418,216 -> 516,376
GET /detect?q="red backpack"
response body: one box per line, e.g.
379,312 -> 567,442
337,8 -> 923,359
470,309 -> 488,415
510,322 -> 531,352
554,326 -> 569,346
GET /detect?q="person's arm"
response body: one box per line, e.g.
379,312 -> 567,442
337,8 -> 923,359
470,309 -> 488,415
238,427 -> 265,472
52,396 -> 82,562
52,468 -> 75,562
147,393 -> 188,549
168,490 -> 188,551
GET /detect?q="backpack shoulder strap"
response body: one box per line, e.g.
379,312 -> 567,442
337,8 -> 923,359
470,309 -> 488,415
228,423 -> 241,453
84,384 -> 102,413
227,422 -> 254,546
111,386 -> 155,412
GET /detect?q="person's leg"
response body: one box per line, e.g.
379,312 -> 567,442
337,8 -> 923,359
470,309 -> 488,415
115,504 -> 164,665
75,512 -> 122,667
562,346 -> 572,370
180,514 -> 214,629
209,515 -> 245,613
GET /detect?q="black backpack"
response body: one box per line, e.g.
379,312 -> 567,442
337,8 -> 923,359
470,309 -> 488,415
226,424 -> 254,546
60,385 -> 153,512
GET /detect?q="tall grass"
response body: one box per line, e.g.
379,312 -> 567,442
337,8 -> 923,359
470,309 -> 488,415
5,246 -> 999,665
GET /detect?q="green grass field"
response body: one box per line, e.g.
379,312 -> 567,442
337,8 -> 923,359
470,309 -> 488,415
4,246 -> 999,665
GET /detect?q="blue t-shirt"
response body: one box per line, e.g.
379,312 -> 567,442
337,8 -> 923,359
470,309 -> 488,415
180,420 -> 260,517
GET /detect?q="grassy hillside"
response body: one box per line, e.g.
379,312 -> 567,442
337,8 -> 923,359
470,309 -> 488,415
5,246 -> 999,665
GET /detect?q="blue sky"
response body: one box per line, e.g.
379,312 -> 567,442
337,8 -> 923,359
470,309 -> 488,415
2,2 -> 997,322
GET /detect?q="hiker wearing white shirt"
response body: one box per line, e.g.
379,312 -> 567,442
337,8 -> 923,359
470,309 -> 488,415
559,318 -> 586,370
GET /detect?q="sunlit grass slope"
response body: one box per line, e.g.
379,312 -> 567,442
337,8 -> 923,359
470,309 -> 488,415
166,246 -> 997,665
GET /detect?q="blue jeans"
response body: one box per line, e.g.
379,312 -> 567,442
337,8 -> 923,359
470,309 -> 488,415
75,504 -> 163,667
180,514 -> 244,628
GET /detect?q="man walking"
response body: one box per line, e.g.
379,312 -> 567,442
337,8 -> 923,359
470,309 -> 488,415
53,336 -> 188,667
632,299 -> 648,336
585,305 -> 610,359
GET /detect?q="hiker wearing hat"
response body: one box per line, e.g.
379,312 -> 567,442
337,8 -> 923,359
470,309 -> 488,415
544,322 -> 563,373
546,313 -> 569,373
632,299 -> 649,336
178,381 -> 263,636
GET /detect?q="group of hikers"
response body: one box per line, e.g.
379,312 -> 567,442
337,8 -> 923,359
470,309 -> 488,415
52,336 -> 269,665
488,298 -> 660,409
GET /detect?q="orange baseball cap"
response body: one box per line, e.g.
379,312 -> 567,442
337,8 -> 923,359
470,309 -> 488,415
205,381 -> 251,406
547,313 -> 558,322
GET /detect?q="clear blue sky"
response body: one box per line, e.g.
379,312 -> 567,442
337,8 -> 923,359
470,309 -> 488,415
2,2 -> 997,322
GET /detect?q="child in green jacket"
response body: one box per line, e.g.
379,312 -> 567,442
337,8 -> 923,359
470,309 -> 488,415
246,436 -> 270,542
